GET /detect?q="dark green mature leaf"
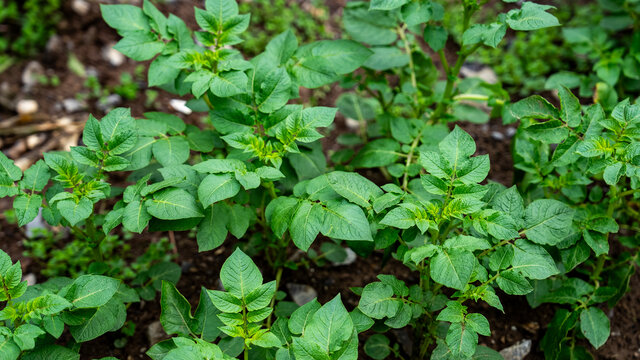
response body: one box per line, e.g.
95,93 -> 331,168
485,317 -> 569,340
352,139 -> 400,168
146,188 -> 203,220
100,4 -> 150,33
290,201 -> 324,251
303,295 -> 354,353
160,281 -> 197,336
358,282 -> 402,319
446,322 -> 477,358
321,201 -> 372,241
69,298 -> 125,342
580,307 -> 610,349
14,194 -> 42,226
364,334 -> 391,360
63,275 -> 120,309
198,174 -> 241,207
327,171 -> 382,208
509,96 -> 559,121
430,249 -> 475,290
523,200 -> 574,245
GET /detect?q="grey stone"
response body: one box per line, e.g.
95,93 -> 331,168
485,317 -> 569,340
331,248 -> 357,266
97,94 -> 122,112
506,127 -> 517,138
22,61 -> 45,90
62,98 -> 87,113
102,43 -> 125,67
23,273 -> 37,286
491,131 -> 505,141
71,0 -> 90,16
170,99 -> 192,115
286,283 -> 318,306
146,321 -> 168,345
16,99 -> 38,116
499,339 -> 532,360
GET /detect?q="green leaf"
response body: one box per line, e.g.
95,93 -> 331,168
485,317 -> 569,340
290,201 -> 324,251
364,334 -> 391,360
291,40 -> 372,88
20,345 -> 79,360
100,4 -> 150,33
146,188 -> 203,220
123,200 -> 151,233
580,307 -> 610,349
439,126 -> 475,173
558,86 -> 582,127
114,31 -> 164,61
511,240 -> 559,279
210,71 -> 248,97
304,295 -> 353,353
523,199 -> 574,245
430,249 -> 475,290
198,174 -> 241,207
424,25 -> 448,52
351,139 -> 400,168
220,248 -> 262,301
321,201 -> 372,241
465,313 -> 490,337
358,282 -> 402,319
64,275 -> 120,308
509,95 -> 559,121
369,0 -> 408,10
14,194 -> 42,226
496,270 -> 533,295
0,152 -> 21,182
289,299 -> 321,335
12,324 -> 45,351
363,47 -> 409,71
160,281 -> 197,336
153,137 -> 190,167
462,23 -> 507,48
205,0 -> 239,25
197,204 -> 229,251
506,2 -> 560,31
446,322 -> 477,358
256,67 -> 291,113
327,171 -> 382,208
57,198 -> 93,226
69,298 -> 125,342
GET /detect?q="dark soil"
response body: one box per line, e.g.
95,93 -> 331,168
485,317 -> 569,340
0,1 -> 639,360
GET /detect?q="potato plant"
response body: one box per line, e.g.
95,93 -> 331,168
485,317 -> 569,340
508,90 -> 640,358
0,0 -> 636,359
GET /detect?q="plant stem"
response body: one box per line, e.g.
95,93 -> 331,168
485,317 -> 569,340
266,266 -> 283,329
397,25 -> 419,114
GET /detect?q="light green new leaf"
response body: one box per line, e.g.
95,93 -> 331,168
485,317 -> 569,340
220,248 -> 262,301
506,2 -> 560,31
439,126 -> 475,173
0,152 -> 22,181
304,295 -> 354,353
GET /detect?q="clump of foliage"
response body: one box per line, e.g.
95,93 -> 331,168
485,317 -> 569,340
507,90 -> 640,358
237,0 -> 330,56
0,0 -> 62,58
0,249 -> 138,359
2,0 -> 638,359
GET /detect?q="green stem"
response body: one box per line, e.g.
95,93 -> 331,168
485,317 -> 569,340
266,266 -> 284,329
397,25 -> 419,115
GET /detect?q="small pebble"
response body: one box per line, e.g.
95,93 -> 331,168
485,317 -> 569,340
25,134 -> 46,149
286,283 -> 318,306
21,61 -> 44,90
344,117 -> 360,130
97,94 -> 122,112
23,273 -> 37,286
71,0 -> 90,16
146,321 -> 167,345
506,127 -> 517,138
16,99 -> 38,116
331,248 -> 357,266
499,339 -> 532,360
62,98 -> 87,113
170,99 -> 192,115
491,131 -> 505,141
102,43 -> 125,67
